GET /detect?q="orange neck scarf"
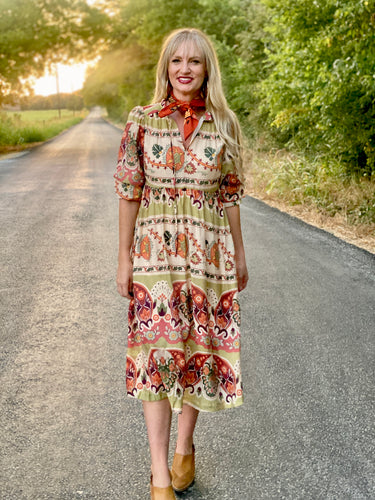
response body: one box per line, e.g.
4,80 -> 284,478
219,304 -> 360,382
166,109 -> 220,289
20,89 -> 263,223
159,94 -> 206,141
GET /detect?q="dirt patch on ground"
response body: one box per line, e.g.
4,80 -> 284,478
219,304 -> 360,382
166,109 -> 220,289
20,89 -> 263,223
0,142 -> 43,155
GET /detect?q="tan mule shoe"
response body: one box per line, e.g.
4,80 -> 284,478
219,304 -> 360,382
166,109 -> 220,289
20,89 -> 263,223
150,473 -> 176,500
171,445 -> 195,492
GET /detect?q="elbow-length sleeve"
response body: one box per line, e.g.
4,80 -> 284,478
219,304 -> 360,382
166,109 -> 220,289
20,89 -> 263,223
219,159 -> 244,208
114,106 -> 145,201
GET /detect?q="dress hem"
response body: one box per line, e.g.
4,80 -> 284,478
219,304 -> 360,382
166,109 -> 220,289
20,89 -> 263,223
126,391 -> 244,414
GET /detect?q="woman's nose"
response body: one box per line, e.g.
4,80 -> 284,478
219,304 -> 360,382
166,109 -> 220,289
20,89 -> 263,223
180,60 -> 190,73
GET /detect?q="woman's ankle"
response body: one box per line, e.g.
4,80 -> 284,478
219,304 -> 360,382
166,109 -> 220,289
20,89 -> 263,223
151,464 -> 171,488
175,436 -> 194,455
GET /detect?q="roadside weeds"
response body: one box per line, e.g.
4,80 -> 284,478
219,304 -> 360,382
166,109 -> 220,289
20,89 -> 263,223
244,149 -> 375,255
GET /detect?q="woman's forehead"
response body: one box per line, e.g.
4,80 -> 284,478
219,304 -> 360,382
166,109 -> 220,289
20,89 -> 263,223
171,40 -> 203,58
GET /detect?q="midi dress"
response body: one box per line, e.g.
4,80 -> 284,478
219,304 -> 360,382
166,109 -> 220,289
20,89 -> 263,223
114,101 -> 244,413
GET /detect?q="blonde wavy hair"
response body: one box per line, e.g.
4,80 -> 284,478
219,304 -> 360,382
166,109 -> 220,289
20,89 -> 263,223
153,28 -> 244,178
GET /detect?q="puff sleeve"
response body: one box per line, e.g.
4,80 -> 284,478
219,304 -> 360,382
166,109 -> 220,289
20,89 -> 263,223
219,159 -> 244,208
114,106 -> 145,201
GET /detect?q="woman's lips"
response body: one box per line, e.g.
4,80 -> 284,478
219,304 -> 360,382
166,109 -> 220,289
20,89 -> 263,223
177,77 -> 193,84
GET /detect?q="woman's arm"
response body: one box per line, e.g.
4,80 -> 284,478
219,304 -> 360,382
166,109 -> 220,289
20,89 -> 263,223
225,205 -> 249,292
116,198 -> 141,299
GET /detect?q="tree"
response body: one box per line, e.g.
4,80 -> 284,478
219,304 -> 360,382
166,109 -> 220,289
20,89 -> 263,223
0,0 -> 107,103
260,0 -> 375,174
82,46 -> 154,119
220,0 -> 270,140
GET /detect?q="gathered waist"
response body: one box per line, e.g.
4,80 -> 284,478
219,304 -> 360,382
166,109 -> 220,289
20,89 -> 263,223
141,182 -> 224,213
144,181 -> 219,195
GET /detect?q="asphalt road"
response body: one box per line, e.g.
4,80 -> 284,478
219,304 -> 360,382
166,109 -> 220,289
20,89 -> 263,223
1,110 -> 374,500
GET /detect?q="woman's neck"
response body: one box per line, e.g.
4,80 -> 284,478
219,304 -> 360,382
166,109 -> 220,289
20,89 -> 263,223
172,90 -> 201,102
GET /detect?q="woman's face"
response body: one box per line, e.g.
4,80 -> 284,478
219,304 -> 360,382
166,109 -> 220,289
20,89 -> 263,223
168,41 -> 206,101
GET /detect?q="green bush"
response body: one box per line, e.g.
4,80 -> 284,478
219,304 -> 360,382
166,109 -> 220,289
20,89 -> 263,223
260,0 -> 375,176
0,113 -> 17,145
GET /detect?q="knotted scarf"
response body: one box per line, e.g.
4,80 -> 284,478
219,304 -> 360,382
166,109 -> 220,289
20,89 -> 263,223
158,94 -> 206,141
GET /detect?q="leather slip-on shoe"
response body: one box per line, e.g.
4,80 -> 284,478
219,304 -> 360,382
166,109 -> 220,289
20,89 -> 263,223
171,445 -> 195,492
150,473 -> 176,500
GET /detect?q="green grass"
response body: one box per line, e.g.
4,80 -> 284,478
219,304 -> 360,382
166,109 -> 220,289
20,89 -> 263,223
6,109 -> 81,122
0,109 -> 87,150
246,147 -> 375,228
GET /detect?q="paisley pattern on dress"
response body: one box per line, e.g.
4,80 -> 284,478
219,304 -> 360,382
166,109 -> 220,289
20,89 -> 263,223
127,281 -> 240,353
128,348 -> 242,405
115,102 -> 244,412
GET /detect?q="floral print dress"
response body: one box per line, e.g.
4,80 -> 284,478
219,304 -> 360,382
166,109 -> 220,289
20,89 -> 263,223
114,101 -> 244,412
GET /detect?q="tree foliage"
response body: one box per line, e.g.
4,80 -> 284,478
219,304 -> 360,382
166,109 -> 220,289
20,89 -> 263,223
0,0 -> 107,103
260,0 -> 375,175
83,45 -> 154,118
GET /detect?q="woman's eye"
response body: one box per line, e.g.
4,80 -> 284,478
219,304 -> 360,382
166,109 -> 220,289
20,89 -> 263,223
171,58 -> 180,63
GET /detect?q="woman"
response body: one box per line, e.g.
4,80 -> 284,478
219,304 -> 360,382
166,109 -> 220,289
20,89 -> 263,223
115,28 -> 248,500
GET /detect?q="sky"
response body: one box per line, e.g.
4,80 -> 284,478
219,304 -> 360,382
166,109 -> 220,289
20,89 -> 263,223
32,63 -> 89,96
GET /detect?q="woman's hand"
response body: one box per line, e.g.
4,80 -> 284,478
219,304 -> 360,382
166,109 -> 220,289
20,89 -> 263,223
236,255 -> 249,292
116,257 -> 134,299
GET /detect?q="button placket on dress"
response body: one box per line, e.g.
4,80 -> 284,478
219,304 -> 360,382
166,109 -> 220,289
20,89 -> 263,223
168,113 -> 205,224
167,118 -> 178,223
